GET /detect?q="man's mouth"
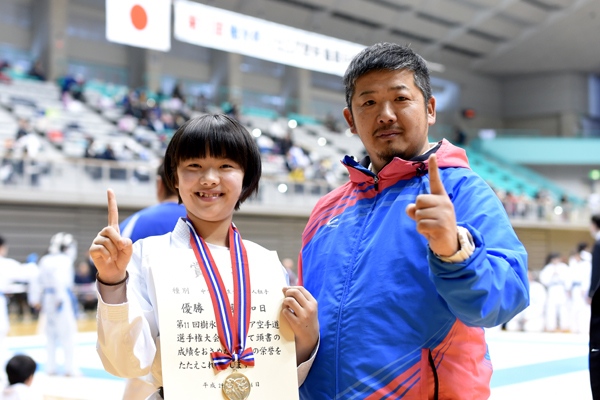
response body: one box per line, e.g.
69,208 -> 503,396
376,130 -> 401,138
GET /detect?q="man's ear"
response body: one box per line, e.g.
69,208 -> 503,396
343,108 -> 357,134
427,96 -> 436,126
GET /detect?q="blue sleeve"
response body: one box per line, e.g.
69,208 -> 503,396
427,169 -> 530,328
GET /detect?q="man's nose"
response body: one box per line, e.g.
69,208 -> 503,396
378,102 -> 397,125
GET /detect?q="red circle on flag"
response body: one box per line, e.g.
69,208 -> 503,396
130,5 -> 148,30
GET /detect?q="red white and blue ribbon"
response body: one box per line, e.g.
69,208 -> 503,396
186,218 -> 254,371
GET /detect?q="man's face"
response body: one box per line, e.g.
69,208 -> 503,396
343,69 -> 436,173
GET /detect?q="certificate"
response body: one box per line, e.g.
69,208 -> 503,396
151,248 -> 299,399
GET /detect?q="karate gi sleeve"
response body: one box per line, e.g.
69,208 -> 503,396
96,241 -> 158,378
427,169 -> 530,328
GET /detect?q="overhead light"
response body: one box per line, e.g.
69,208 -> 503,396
318,137 -> 327,146
252,128 -> 262,138
554,206 -> 563,215
278,183 -> 288,193
288,119 -> 297,129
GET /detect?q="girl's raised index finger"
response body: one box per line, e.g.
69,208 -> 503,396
107,189 -> 120,233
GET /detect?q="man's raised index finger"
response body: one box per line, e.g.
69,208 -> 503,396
107,189 -> 120,232
427,154 -> 446,195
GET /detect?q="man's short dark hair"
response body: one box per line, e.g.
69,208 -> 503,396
593,214 -> 600,230
343,43 -> 432,112
157,161 -> 177,198
6,355 -> 36,385
164,114 -> 261,210
0,235 -> 4,247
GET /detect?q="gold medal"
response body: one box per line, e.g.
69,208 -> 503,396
222,371 -> 251,400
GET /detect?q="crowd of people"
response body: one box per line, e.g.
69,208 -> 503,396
506,244 -> 593,333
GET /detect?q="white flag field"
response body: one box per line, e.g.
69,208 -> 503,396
106,0 -> 171,52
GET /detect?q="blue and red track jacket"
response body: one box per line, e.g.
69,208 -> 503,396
299,140 -> 529,399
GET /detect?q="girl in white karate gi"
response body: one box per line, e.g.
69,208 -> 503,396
90,114 -> 319,399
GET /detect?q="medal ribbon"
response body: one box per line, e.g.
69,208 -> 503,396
186,218 -> 254,371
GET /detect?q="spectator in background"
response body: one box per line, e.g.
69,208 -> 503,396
589,215 -> 600,300
27,60 -> 46,81
0,61 -> 11,83
540,253 -> 571,332
3,355 -> 41,400
172,81 -> 184,101
570,243 -> 592,334
282,258 -> 298,286
98,144 -> 116,161
15,119 -> 29,141
590,214 -> 600,398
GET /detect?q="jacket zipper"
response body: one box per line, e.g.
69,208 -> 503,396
347,163 -> 379,192
333,165 -> 380,398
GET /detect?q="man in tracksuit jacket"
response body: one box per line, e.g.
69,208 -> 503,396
299,43 -> 529,399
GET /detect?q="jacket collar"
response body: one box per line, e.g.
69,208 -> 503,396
343,139 -> 470,184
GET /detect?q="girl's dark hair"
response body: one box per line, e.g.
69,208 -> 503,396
164,114 -> 261,210
6,355 -> 36,385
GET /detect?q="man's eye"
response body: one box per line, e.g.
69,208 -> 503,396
396,96 -> 407,101
363,100 -> 375,106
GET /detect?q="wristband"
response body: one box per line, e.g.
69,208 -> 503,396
96,271 -> 129,286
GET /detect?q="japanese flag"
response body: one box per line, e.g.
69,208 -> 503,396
106,0 -> 171,52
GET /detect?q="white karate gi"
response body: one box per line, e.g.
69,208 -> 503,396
540,261 -> 572,332
96,219 -> 316,400
0,256 -> 38,384
569,253 -> 592,334
2,382 -> 42,400
30,252 -> 77,375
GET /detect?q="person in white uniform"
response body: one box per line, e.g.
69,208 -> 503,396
506,271 -> 547,332
0,236 -> 38,385
90,114 -> 319,399
569,243 -> 592,334
29,233 -> 78,376
540,253 -> 572,332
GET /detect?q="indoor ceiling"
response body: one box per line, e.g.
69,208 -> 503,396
201,0 -> 600,76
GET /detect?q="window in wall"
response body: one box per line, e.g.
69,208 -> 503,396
0,1 -> 32,29
67,13 -> 107,42
169,41 -> 211,63
430,76 -> 460,113
68,60 -> 128,85
0,43 -> 32,70
240,55 -> 285,78
311,71 -> 344,92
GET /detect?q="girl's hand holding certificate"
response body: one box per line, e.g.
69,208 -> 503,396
89,189 -> 133,284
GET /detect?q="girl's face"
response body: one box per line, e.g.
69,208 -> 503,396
175,155 -> 244,228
